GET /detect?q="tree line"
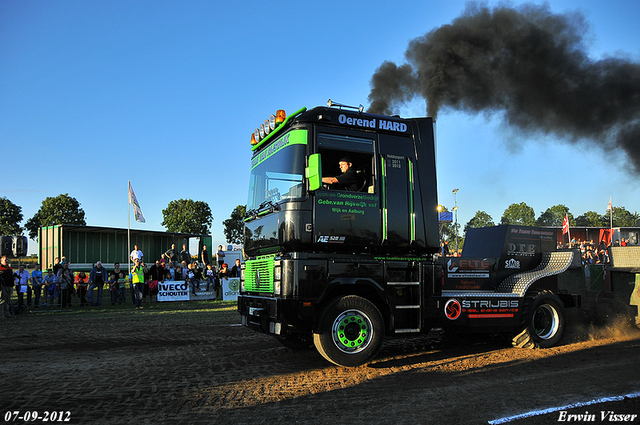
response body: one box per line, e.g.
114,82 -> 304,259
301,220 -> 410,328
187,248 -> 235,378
3,195 -> 637,246
0,195 -> 228,241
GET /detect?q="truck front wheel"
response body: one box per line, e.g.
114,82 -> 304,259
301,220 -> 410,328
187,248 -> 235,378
313,295 -> 384,367
513,290 -> 565,349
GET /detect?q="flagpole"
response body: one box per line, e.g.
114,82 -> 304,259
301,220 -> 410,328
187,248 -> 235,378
128,180 -> 131,278
608,197 -> 613,231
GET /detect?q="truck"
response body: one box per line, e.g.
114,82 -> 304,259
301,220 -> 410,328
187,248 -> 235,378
237,101 -> 580,367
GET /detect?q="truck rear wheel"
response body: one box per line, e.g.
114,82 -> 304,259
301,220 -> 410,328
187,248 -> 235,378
513,290 -> 565,349
313,295 -> 384,367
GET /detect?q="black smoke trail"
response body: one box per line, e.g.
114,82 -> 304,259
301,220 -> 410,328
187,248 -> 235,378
368,3 -> 640,171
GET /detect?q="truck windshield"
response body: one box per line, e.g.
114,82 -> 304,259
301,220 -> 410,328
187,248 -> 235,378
247,131 -> 307,211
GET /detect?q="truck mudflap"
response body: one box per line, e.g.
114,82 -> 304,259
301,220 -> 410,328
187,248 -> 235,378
440,251 -> 574,329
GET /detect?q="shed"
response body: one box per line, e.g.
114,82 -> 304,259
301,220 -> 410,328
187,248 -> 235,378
38,225 -> 207,271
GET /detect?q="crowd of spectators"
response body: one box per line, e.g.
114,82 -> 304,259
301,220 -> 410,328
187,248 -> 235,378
560,237 -> 633,267
0,243 -> 242,316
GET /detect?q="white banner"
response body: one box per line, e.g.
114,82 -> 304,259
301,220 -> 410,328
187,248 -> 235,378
221,278 -> 239,301
157,281 -> 216,302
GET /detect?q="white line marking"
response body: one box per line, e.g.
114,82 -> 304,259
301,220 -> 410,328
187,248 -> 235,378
488,391 -> 640,424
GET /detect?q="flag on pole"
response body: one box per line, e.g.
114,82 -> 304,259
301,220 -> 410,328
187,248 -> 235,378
128,182 -> 146,223
607,197 -> 613,211
562,215 -> 569,235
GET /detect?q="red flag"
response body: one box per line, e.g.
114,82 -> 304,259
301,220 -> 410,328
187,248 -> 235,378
562,215 -> 569,235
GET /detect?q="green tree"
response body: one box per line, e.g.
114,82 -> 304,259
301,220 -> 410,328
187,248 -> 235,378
500,202 -> 535,226
0,197 -> 24,236
611,207 -> 640,227
161,199 -> 212,235
464,210 -> 495,234
25,193 -> 86,240
536,204 -> 573,227
222,205 -> 246,245
575,211 -> 606,227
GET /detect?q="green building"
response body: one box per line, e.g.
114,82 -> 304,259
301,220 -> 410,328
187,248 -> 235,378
39,225 -> 209,271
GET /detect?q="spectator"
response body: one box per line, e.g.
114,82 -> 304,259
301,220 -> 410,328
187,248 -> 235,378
148,260 -> 165,302
130,244 -> 143,263
108,270 -> 120,305
201,245 -> 210,269
165,262 -> 175,281
15,264 -> 31,308
57,262 -> 74,309
205,264 -> 215,290
175,264 -> 184,281
164,243 -> 179,267
43,268 -> 57,307
88,261 -> 108,306
131,259 -> 145,309
186,263 -> 198,295
118,271 -> 127,303
0,255 -> 14,319
75,271 -> 89,306
218,263 -> 229,279
111,263 -> 125,303
230,259 -> 242,277
180,244 -> 191,265
31,263 -> 44,308
216,245 -> 225,270
52,256 -> 62,277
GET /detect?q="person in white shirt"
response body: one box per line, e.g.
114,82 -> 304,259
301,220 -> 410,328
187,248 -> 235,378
130,244 -> 143,263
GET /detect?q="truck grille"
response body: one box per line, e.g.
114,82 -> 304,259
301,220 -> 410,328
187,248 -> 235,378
245,255 -> 275,293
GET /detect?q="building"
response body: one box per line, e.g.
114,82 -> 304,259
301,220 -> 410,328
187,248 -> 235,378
39,225 -> 209,271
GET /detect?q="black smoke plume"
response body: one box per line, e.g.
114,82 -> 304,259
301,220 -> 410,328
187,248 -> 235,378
368,3 -> 640,171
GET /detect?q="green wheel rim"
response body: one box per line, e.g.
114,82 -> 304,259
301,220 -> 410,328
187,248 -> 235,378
331,309 -> 373,354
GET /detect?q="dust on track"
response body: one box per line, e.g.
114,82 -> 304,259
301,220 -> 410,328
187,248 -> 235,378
1,305 -> 638,424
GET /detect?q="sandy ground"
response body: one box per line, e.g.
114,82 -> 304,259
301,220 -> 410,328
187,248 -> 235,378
1,303 -> 639,425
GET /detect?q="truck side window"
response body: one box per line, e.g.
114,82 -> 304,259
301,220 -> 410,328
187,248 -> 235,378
317,133 -> 374,193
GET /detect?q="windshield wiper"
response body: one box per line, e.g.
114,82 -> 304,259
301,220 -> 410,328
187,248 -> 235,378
245,200 -> 280,220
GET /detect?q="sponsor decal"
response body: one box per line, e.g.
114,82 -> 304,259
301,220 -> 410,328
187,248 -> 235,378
317,235 -> 346,243
468,313 -> 514,319
446,258 -> 490,278
462,299 -> 519,319
444,299 -> 462,320
504,258 -> 521,269
157,281 -> 216,302
462,300 -> 519,309
506,242 -> 536,257
338,114 -> 408,133
316,191 -> 378,217
228,278 -> 240,292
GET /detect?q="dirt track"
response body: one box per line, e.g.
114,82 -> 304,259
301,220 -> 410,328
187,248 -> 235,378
1,303 -> 639,425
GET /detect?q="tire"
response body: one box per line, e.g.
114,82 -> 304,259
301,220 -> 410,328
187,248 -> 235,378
313,295 -> 384,367
512,290 -> 565,349
275,333 -> 314,350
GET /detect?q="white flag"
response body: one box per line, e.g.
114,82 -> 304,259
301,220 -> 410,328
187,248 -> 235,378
607,197 -> 613,211
128,182 -> 146,223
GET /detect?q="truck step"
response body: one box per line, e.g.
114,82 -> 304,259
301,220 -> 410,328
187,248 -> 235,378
394,328 -> 421,334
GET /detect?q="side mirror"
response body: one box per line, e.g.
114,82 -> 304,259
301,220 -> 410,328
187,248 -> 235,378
306,153 -> 322,191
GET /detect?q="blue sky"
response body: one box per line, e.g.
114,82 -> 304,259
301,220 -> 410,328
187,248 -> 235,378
2,0 -> 639,255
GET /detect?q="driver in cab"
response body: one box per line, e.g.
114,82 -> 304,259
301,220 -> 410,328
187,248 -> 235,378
322,156 -> 359,191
